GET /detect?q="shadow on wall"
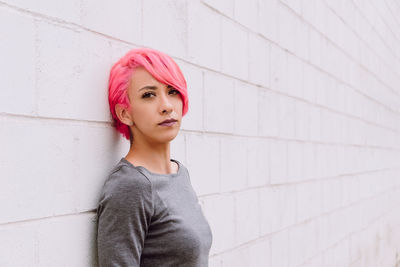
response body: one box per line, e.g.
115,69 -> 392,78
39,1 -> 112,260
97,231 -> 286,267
89,128 -> 125,267
91,212 -> 99,267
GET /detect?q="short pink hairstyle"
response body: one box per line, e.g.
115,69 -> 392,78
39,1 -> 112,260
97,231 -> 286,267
108,47 -> 189,140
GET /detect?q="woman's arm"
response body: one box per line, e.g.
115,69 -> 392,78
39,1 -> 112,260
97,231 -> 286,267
96,170 -> 154,267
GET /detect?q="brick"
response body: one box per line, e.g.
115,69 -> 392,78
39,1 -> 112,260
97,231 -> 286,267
36,21 -> 112,121
276,95 -> 296,139
0,8 -> 35,116
338,207 -> 354,239
259,187 -> 274,235
301,0 -> 327,35
221,18 -> 248,80
0,223 -> 35,266
185,133 -> 220,196
322,178 -> 343,213
81,0 -> 141,44
287,141 -> 304,182
335,82 -> 346,112
247,238 -> 271,267
270,139 -> 288,185
68,124 -> 129,212
296,181 -> 323,222
170,131 -> 186,165
299,254 -> 324,267
202,194 -> 235,254
233,80 -> 258,136
308,28 -> 322,67
277,4 -> 297,53
270,229 -> 290,267
294,100 -> 310,140
220,136 -> 247,192
308,106 -> 321,141
323,212 -> 345,249
315,71 -> 329,107
258,89 -> 279,137
280,0 -> 302,15
234,190 -> 260,245
0,116 -> 127,223
178,61 -> 204,131
320,38 -> 336,76
288,223 -> 314,266
303,143 -> 315,180
327,145 -> 340,177
208,255 -> 222,267
0,213 -> 95,267
270,43 -> 288,93
327,78 -> 342,112
3,0 -> 81,24
201,0 -> 234,18
342,146 -> 353,174
324,0 -> 344,15
203,71 -> 235,133
187,1 -> 221,70
109,41 -> 139,65
302,64 -> 317,103
246,138 -> 269,187
315,144 -> 328,178
37,214 -> 95,266
322,239 -> 351,267
248,34 -> 270,87
233,0 -> 258,32
333,114 -> 345,145
142,0 -> 187,59
220,247 -> 249,267
295,19 -> 309,60
258,0 -> 278,42
286,55 -> 304,98
269,186 -> 297,232
342,119 -> 353,145
303,219 -> 319,260
347,59 -> 360,90
333,47 -> 348,83
336,145 -> 345,174
319,109 -> 330,142
325,7 -> 344,48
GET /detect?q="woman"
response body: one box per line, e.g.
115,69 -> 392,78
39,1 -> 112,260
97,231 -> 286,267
96,47 -> 213,267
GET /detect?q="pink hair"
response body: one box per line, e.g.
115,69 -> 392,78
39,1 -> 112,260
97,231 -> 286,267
108,47 -> 189,140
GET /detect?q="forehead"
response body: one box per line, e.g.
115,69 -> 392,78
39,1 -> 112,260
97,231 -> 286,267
129,67 -> 159,91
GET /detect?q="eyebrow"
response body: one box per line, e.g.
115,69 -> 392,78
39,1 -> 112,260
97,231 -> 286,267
138,85 -> 172,92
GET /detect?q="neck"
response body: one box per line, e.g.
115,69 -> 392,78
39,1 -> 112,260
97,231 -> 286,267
125,137 -> 174,174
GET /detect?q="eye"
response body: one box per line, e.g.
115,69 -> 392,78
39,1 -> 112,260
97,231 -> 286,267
169,89 -> 180,95
142,92 -> 155,99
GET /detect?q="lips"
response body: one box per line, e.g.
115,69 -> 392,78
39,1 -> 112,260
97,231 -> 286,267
158,118 -> 178,127
159,119 -> 177,125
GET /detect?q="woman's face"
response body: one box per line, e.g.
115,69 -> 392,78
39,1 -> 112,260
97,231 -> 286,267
124,66 -> 183,145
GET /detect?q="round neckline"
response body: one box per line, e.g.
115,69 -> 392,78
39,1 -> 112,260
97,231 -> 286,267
121,157 -> 181,177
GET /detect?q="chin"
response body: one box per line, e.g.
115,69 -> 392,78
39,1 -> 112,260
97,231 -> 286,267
165,132 -> 179,142
153,131 -> 179,144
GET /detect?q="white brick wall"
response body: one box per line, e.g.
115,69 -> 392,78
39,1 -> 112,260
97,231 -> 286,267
1,0 -> 400,266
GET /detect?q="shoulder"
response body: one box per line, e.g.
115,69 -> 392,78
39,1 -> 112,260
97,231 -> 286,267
109,162 -> 151,189
96,160 -> 155,226
99,160 -> 154,205
174,159 -> 189,175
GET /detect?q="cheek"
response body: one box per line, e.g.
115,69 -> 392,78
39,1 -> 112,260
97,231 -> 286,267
130,105 -> 147,122
175,97 -> 183,112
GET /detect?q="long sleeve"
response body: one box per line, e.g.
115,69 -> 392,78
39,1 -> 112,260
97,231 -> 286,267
96,168 -> 154,267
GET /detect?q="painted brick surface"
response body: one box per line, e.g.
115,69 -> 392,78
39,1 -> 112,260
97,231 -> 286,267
1,0 -> 400,266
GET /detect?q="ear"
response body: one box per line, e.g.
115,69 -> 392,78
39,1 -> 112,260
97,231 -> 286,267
115,104 -> 133,126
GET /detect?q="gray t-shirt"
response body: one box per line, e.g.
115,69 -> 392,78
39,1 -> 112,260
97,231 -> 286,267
96,158 -> 213,267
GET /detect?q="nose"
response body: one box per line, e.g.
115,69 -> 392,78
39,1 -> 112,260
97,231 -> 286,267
159,91 -> 173,114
